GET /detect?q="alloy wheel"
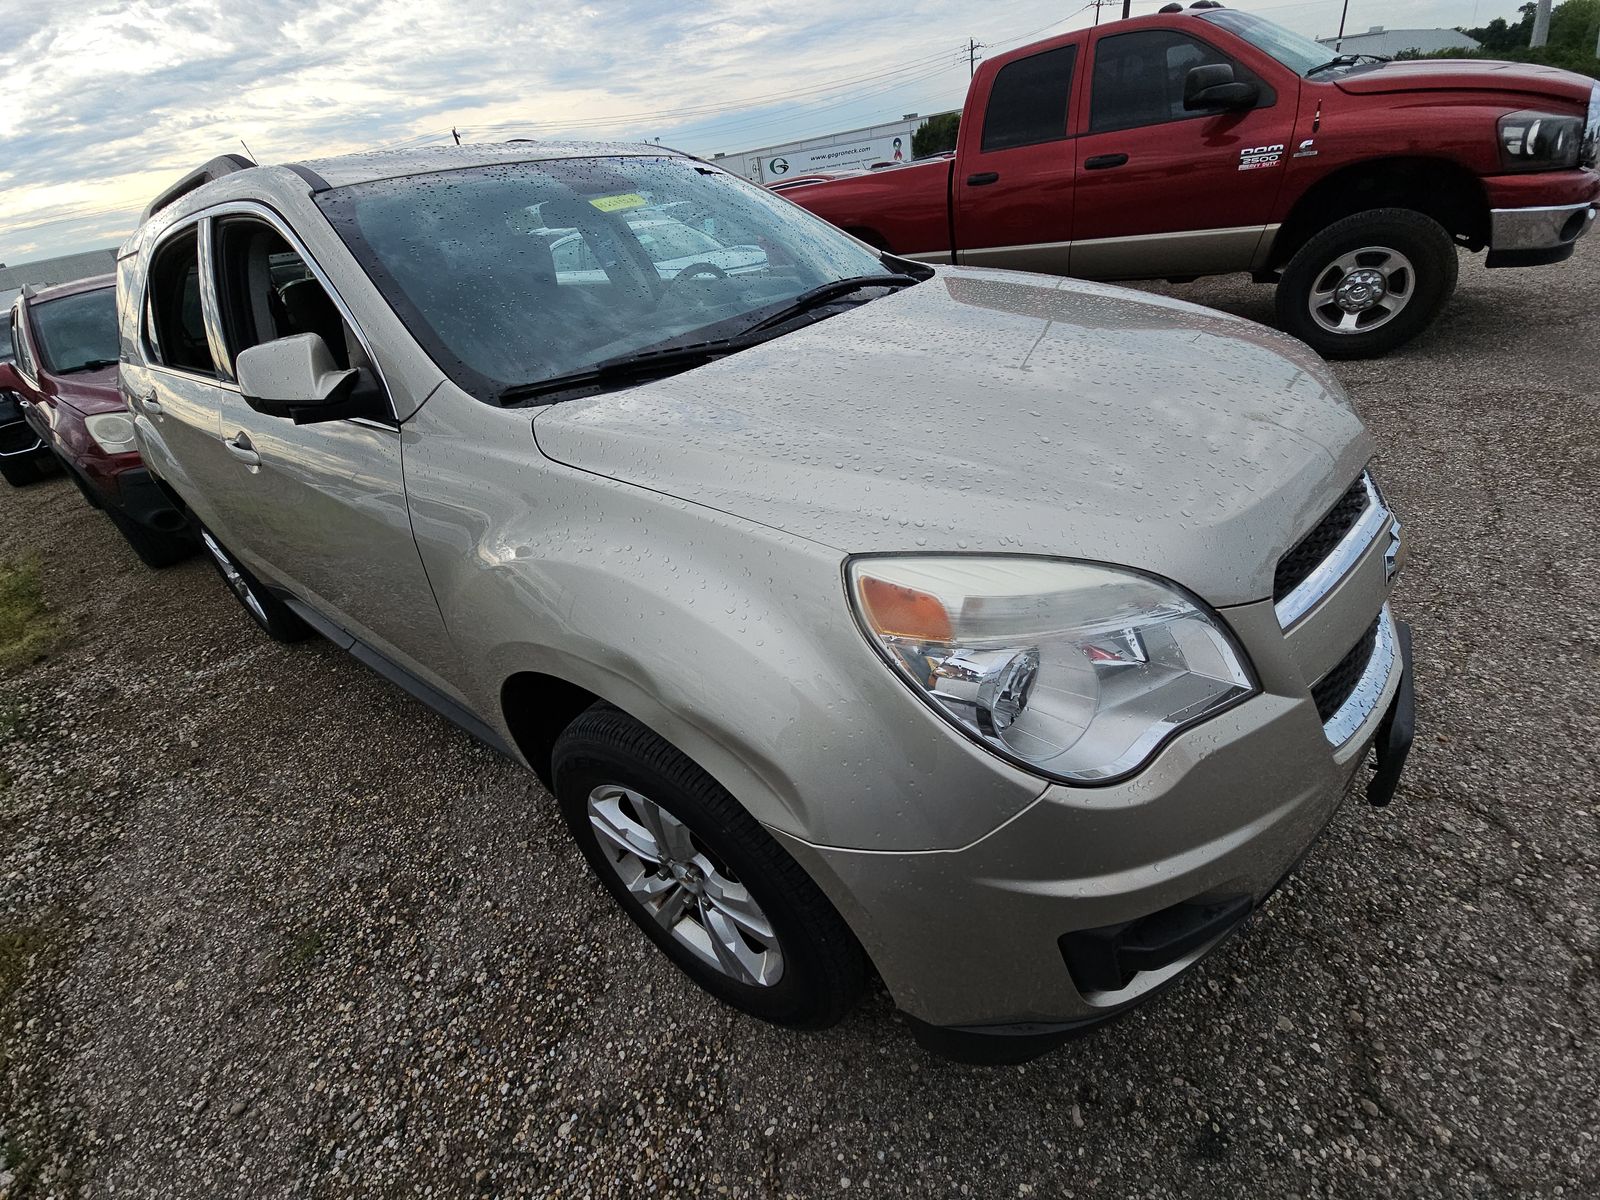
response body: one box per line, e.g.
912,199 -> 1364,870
200,530 -> 269,624
586,783 -> 785,986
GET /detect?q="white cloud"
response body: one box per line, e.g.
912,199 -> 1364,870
0,0 -> 1521,263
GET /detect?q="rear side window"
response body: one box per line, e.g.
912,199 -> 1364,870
981,46 -> 1079,152
1089,30 -> 1259,133
145,229 -> 217,376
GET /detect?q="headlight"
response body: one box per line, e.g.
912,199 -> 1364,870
847,556 -> 1256,784
84,411 -> 138,454
1498,110 -> 1583,172
1585,84 -> 1599,169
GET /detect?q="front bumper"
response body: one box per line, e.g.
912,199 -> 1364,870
1483,170 -> 1599,266
774,540 -> 1412,1060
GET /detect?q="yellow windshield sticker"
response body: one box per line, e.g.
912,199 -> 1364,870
588,193 -> 647,212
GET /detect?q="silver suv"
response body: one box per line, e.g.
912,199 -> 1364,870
118,144 -> 1414,1062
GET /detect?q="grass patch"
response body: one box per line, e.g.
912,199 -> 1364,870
0,560 -> 57,673
287,926 -> 327,969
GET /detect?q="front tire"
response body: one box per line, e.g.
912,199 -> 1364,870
552,704 -> 866,1029
199,528 -> 312,642
1276,208 -> 1458,359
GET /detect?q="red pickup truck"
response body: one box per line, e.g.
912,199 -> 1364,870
787,6 -> 1600,357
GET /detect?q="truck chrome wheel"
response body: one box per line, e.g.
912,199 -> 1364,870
586,783 -> 785,987
201,529 -> 269,623
1308,246 -> 1415,335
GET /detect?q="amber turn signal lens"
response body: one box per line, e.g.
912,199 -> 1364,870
857,575 -> 953,641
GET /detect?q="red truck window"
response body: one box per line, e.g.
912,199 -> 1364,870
1089,30 -> 1262,134
981,45 -> 1079,153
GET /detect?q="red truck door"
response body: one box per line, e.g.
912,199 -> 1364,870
951,39 -> 1083,272
1069,25 -> 1297,279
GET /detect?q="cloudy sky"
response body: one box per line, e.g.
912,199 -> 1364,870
1,0 -> 1519,264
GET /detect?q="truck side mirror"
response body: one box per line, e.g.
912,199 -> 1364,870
1184,63 -> 1259,111
235,333 -> 363,425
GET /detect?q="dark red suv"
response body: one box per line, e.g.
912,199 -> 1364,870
2,276 -> 192,566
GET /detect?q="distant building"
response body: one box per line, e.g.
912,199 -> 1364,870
713,113 -> 958,185
1319,26 -> 1482,56
0,247 -> 118,296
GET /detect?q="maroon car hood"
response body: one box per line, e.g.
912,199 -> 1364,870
50,366 -> 124,416
1334,59 -> 1595,105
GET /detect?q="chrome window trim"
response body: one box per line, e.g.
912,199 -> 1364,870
188,199 -> 398,421
141,218 -> 222,381
1274,472 -> 1390,630
1321,603 -> 1396,747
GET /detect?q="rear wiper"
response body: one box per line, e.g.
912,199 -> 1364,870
1306,52 -> 1389,76
740,273 -> 919,335
498,335 -> 761,405
59,358 -> 119,374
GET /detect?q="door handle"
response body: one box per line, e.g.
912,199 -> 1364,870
966,171 -> 1000,186
223,433 -> 261,467
136,389 -> 163,415
1084,153 -> 1129,170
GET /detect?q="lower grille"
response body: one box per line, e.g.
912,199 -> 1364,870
1312,615 -> 1381,724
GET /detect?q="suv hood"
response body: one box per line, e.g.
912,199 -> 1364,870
533,270 -> 1372,607
1333,59 -> 1597,106
50,365 -> 123,415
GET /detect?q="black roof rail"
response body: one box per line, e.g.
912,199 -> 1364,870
140,154 -> 256,224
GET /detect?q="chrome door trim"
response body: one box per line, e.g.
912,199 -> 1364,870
1069,224 -> 1275,280
148,199 -> 398,422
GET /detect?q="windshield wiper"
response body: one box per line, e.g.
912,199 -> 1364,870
58,358 -> 119,374
740,273 -> 919,335
1306,52 -> 1389,76
498,335 -> 762,405
497,274 -> 920,405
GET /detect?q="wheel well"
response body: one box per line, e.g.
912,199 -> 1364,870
500,672 -> 603,789
1270,158 -> 1489,267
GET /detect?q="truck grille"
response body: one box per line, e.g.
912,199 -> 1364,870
1274,476 -> 1370,603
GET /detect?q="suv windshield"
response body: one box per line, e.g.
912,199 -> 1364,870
317,156 -> 897,403
30,287 -> 119,375
1198,11 -> 1340,75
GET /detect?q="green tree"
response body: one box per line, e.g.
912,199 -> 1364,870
911,112 -> 960,158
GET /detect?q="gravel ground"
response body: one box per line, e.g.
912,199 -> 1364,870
0,239 -> 1596,1200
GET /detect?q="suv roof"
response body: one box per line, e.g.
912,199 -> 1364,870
289,141 -> 683,191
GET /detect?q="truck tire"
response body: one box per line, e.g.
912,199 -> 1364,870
106,507 -> 195,569
1275,208 -> 1458,360
552,704 -> 866,1029
198,527 -> 312,642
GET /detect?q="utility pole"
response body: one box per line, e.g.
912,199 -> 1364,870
1122,0 -> 1131,18
1529,0 -> 1552,46
968,38 -> 979,77
452,127 -> 461,145
1336,0 -> 1351,50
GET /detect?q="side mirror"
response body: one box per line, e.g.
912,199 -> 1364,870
235,333 -> 361,424
1184,63 -> 1259,111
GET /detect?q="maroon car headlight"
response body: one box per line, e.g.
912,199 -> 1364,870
848,556 -> 1256,784
84,412 -> 138,454
1498,110 -> 1584,172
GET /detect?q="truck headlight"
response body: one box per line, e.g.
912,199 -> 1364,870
1498,110 -> 1583,172
847,556 -> 1256,784
84,411 -> 138,454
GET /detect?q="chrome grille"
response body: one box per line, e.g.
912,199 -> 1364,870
1274,472 -> 1393,629
1318,604 -> 1397,747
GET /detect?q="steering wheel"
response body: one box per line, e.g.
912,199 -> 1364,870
657,261 -> 729,306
